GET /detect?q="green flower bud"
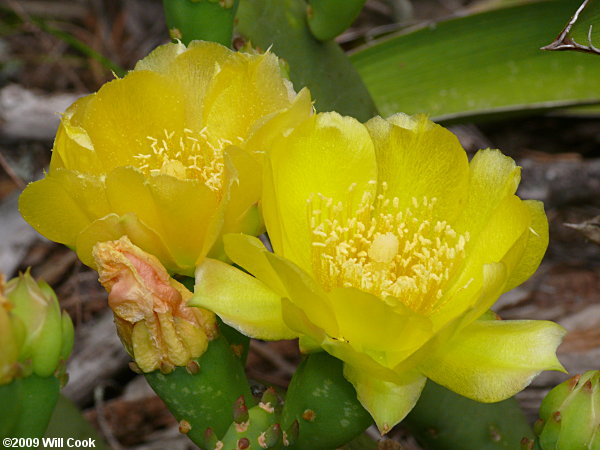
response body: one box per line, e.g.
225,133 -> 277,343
4,270 -> 74,378
0,276 -> 24,385
537,371 -> 600,449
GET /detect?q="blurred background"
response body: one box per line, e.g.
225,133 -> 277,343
0,0 -> 599,448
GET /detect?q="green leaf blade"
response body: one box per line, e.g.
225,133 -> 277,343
350,0 -> 600,123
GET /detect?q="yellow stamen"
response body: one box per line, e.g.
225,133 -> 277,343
133,128 -> 240,193
309,184 -> 469,314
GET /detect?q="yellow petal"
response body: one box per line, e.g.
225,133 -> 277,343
202,51 -> 292,142
243,87 -> 313,158
504,200 -> 548,292
280,299 -> 400,383
50,95 -> 102,173
221,146 -> 262,234
160,41 -> 233,130
19,170 -> 110,248
134,41 -> 186,73
432,195 -> 531,327
343,363 -> 427,435
327,287 -> 433,368
223,233 -> 287,296
192,258 -> 296,340
455,149 -> 521,239
81,70 -> 187,170
365,114 -> 469,223
265,252 -> 339,337
104,167 -> 223,272
419,319 -> 566,402
75,212 -> 178,272
263,112 -> 377,273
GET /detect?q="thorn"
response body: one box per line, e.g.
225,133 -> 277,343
533,418 -> 545,436
234,396 -> 250,424
552,411 -> 562,423
283,420 -> 298,447
237,437 -> 250,449
231,344 -> 244,358
583,380 -> 594,393
520,437 -> 535,450
258,423 -> 281,449
186,360 -> 200,375
179,419 -> 192,434
488,425 -> 501,442
128,361 -> 142,374
568,374 -> 581,390
260,387 -> 279,413
160,361 -> 175,374
204,427 -> 218,448
301,409 -> 316,422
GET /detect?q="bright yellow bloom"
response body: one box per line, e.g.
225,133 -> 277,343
193,112 -> 566,433
94,236 -> 217,373
20,41 -> 312,276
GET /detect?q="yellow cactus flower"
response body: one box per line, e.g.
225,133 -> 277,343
20,40 -> 312,276
94,236 -> 217,373
193,112 -> 566,433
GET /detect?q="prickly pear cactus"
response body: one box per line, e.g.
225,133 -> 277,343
534,371 -> 600,449
281,352 -> 372,449
144,336 -> 254,448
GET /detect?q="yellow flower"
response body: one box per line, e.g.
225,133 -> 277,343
193,112 -> 566,433
94,236 -> 217,373
20,41 -> 312,276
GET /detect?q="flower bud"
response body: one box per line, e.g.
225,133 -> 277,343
4,271 -> 73,378
93,236 -> 217,373
536,371 -> 600,449
0,275 -> 24,385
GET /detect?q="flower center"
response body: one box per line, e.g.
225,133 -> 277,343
133,128 -> 239,193
309,184 -> 469,314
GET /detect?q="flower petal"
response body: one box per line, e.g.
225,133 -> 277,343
455,149 -> 521,239
221,145 -> 262,234
105,167 -> 223,272
75,212 -> 178,272
19,169 -> 110,248
432,194 -> 531,327
133,40 -> 186,73
223,233 -> 287,296
419,319 -> 566,402
192,258 -> 296,340
81,70 -> 187,170
366,114 -> 469,223
202,51 -> 293,142
327,287 -> 433,369
343,363 -> 427,434
263,112 -> 377,273
160,41 -> 233,130
50,95 -> 102,173
504,200 -> 548,292
265,252 -> 339,336
243,87 -> 313,158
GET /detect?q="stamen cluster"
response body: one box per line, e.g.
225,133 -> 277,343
309,183 -> 469,314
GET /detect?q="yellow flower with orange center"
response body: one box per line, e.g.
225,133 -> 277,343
193,112 -> 566,433
20,41 -> 312,276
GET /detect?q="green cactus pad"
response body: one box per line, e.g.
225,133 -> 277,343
144,335 -> 254,447
281,352 -> 372,449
